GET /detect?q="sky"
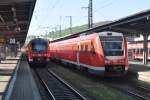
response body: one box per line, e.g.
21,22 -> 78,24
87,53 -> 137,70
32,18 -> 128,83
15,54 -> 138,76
27,0 -> 150,36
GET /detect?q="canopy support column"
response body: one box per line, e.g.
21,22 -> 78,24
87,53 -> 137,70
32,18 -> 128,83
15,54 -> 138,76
143,34 -> 149,64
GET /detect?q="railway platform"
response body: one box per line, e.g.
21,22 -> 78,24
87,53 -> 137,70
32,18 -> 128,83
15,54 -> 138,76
0,53 -> 41,100
129,61 -> 150,84
0,55 -> 20,100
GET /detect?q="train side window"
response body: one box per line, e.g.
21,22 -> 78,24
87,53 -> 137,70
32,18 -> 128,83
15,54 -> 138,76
141,49 -> 143,54
91,43 -> 95,54
148,49 -> 150,54
81,45 -> 84,52
139,49 -> 141,54
136,49 -> 138,54
74,45 -> 78,52
78,45 -> 80,52
135,49 -> 138,54
133,49 -> 135,54
137,49 -> 140,54
85,45 -> 88,52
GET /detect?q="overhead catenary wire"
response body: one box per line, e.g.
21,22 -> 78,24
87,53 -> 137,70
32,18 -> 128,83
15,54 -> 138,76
93,0 -> 119,21
94,0 -> 119,13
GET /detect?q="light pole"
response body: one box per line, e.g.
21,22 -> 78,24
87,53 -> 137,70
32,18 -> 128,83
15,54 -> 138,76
81,0 -> 93,29
66,16 -> 72,34
81,6 -> 90,29
52,27 -> 57,39
59,16 -> 62,37
89,0 -> 93,28
39,26 -> 51,40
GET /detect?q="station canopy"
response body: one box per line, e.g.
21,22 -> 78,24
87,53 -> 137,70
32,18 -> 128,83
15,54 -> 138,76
53,9 -> 150,42
0,0 -> 36,45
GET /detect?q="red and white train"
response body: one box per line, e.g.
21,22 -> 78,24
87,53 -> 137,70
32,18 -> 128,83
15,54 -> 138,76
128,42 -> 150,59
50,31 -> 128,76
26,38 -> 51,65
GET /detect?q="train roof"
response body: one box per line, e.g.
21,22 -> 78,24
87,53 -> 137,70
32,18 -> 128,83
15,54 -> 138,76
27,38 -> 49,46
30,38 -> 48,42
51,33 -> 98,45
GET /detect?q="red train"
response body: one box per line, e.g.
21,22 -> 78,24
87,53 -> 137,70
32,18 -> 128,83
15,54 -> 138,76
50,31 -> 128,76
128,42 -> 150,59
26,38 -> 51,65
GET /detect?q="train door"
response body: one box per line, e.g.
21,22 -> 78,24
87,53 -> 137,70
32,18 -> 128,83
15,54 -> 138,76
77,43 -> 80,66
79,41 -> 91,65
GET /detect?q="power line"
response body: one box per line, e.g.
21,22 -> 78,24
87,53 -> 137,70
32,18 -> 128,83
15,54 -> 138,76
51,0 -> 60,9
94,0 -> 118,13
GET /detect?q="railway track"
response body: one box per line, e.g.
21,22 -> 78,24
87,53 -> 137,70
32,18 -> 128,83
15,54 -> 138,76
34,67 -> 87,100
97,77 -> 150,100
108,83 -> 150,100
132,84 -> 150,100
50,62 -> 150,100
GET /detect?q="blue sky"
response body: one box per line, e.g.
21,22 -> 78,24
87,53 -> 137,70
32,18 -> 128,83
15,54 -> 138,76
28,0 -> 150,36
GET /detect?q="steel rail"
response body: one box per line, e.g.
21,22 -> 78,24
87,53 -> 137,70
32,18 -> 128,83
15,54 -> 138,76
48,69 -> 87,100
107,83 -> 150,100
35,69 -> 56,100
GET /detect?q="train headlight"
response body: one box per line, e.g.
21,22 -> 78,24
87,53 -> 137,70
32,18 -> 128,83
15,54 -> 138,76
125,66 -> 128,70
46,58 -> 49,61
29,58 -> 33,62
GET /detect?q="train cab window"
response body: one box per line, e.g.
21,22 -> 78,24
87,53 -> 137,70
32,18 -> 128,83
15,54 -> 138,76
31,42 -> 48,53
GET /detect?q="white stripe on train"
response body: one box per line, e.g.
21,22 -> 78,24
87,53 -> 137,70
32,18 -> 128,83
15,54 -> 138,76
61,59 -> 128,71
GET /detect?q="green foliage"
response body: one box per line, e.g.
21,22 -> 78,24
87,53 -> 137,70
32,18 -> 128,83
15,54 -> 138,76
26,21 -> 112,41
51,24 -> 88,40
50,21 -> 111,40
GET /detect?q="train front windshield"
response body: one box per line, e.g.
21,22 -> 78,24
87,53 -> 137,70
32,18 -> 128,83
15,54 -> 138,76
31,42 -> 48,53
100,36 -> 124,56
